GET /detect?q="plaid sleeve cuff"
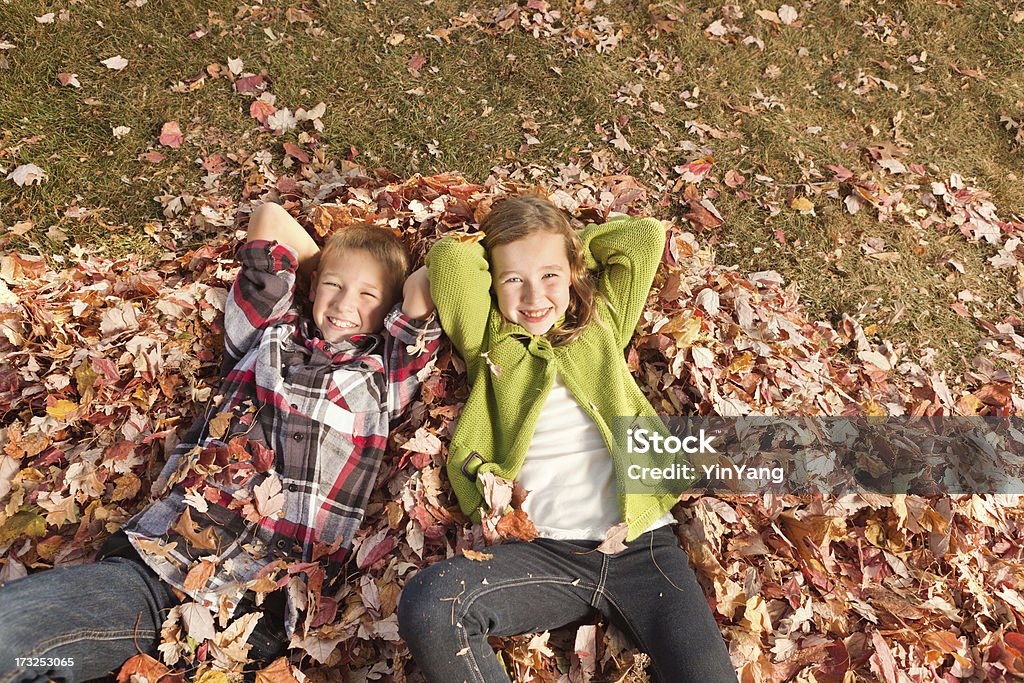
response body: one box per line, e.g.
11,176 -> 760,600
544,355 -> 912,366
236,239 -> 299,274
384,304 -> 443,345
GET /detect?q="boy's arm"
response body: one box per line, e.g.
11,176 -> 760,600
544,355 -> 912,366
425,237 -> 492,375
245,202 -> 321,287
383,306 -> 444,422
222,204 -> 314,370
580,216 -> 667,348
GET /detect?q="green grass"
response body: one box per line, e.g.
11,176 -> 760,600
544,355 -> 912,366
1,0 -> 1021,368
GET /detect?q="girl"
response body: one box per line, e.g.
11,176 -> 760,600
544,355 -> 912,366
398,195 -> 736,682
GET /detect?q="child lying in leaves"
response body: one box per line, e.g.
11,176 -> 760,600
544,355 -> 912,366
0,202 -> 441,682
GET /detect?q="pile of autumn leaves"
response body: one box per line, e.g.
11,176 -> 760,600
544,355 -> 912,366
1,162 -> 1023,683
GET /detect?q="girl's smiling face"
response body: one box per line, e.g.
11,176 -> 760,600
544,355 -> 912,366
490,231 -> 571,335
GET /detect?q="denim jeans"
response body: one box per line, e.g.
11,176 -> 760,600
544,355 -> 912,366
0,556 -> 178,683
397,526 -> 737,683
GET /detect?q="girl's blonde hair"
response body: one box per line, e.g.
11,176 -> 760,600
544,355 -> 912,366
480,195 -> 597,346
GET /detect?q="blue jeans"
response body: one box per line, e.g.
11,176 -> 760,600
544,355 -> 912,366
397,527 -> 737,683
0,556 -> 178,683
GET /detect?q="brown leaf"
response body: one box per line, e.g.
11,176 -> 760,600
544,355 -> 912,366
117,653 -> 182,683
255,657 -> 301,683
183,558 -> 217,591
461,548 -> 494,561
172,507 -> 219,550
495,509 -> 539,542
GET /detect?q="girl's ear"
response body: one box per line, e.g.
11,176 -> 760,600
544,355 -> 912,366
308,270 -> 319,301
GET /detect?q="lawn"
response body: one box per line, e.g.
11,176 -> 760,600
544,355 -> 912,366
1,1 -> 1023,681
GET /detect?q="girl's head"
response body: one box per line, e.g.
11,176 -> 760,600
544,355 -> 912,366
481,195 -> 596,345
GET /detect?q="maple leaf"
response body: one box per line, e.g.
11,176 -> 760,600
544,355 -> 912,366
254,474 -> 285,518
117,653 -> 182,683
183,558 -> 217,591
180,602 -> 216,642
254,657 -> 301,683
159,121 -> 184,148
172,507 -> 219,550
495,509 -> 539,542
407,51 -> 427,75
6,163 -> 47,186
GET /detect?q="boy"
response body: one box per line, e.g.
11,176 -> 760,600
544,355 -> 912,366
0,202 -> 441,682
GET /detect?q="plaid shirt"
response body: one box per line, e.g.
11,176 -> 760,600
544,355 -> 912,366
120,240 -> 441,616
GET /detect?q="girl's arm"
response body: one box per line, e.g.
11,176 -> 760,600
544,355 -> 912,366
426,237 -> 492,375
580,216 -> 667,348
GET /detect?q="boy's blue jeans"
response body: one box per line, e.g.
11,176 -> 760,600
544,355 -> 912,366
0,556 -> 178,683
397,526 -> 738,683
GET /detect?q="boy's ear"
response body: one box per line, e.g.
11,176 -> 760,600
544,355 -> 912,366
308,270 -> 319,301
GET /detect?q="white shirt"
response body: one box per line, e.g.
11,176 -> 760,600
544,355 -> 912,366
516,373 -> 672,540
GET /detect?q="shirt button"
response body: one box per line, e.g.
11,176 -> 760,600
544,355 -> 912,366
288,484 -> 298,492
275,539 -> 288,550
292,433 -> 303,441
290,403 -> 298,410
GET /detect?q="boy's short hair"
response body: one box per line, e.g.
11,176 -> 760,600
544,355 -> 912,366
319,223 -> 410,303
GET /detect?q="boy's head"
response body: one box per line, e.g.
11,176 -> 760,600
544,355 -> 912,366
309,223 -> 410,343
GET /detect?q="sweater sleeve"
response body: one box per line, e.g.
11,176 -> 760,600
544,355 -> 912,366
580,217 -> 666,349
426,237 -> 492,376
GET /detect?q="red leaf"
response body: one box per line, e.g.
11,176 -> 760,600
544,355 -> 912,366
407,51 -> 427,75
283,142 -> 309,164
250,99 -> 276,124
235,74 -> 268,94
158,121 -> 183,148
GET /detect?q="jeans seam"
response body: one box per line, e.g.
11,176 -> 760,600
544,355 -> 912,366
456,619 -> 487,683
28,628 -> 157,657
592,555 -> 610,608
454,575 -> 601,681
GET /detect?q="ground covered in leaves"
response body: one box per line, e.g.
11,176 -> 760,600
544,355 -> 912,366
2,1 -> 1024,682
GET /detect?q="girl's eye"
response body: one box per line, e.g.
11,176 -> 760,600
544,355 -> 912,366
543,273 -> 559,279
504,277 -> 522,284
362,292 -> 378,299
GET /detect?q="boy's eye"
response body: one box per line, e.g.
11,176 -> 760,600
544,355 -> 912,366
504,276 -> 522,284
543,273 -> 559,279
362,292 -> 378,299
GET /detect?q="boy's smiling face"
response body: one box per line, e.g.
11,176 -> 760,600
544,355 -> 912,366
309,248 -> 393,343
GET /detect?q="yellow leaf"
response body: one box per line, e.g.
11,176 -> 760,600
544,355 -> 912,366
46,399 -> 78,420
194,666 -> 229,683
0,510 -> 47,545
790,196 -> 815,214
207,411 -> 232,440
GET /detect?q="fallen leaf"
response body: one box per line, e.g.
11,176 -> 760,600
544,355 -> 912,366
6,164 -> 48,186
56,72 -> 81,87
461,548 -> 495,561
101,55 -> 129,70
159,121 -> 184,148
596,522 -> 629,555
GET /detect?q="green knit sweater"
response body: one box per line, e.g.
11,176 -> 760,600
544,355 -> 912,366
426,216 -> 680,541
